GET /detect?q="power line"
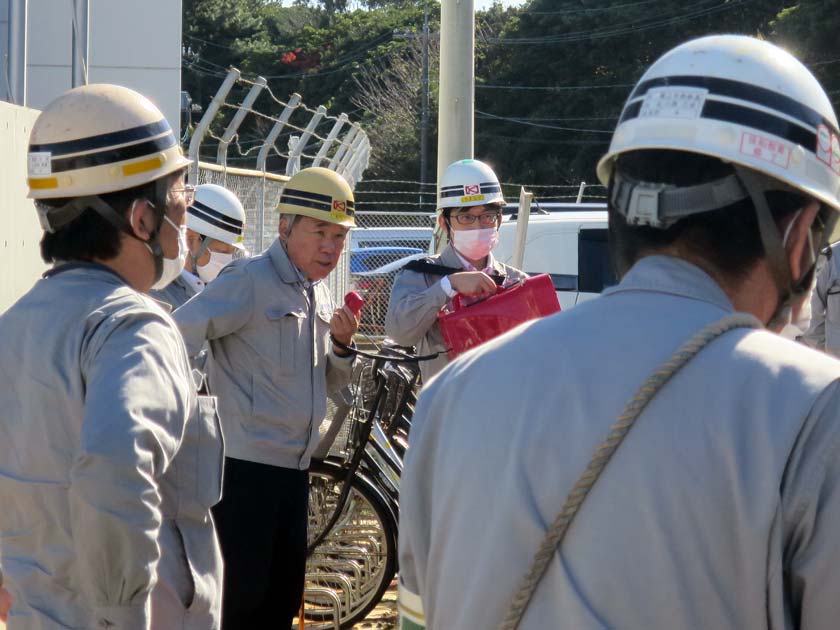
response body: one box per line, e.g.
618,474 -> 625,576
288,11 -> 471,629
476,109 -> 614,133
477,83 -> 634,91
488,0 -> 752,45
478,132 -> 610,146
184,32 -> 392,81
522,0 -> 664,16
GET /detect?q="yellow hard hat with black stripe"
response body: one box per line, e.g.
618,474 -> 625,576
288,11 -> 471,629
27,83 -> 191,200
277,167 -> 356,227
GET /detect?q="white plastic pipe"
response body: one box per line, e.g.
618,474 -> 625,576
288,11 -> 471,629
511,187 -> 532,270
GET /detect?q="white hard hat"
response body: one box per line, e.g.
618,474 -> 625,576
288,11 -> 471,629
597,35 -> 840,221
188,184 -> 247,249
437,159 -> 505,210
27,83 -> 191,200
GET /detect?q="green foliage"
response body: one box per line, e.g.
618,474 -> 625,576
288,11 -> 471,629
182,0 -> 840,197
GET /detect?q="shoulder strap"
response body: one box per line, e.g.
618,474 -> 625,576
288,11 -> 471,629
402,258 -> 507,286
402,258 -> 462,277
498,312 -> 763,630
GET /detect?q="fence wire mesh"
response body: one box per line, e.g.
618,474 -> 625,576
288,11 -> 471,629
196,162 -> 608,339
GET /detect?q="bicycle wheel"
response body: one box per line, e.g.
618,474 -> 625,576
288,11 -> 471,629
304,459 -> 398,629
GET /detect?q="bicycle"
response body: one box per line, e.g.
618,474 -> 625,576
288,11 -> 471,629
301,342 -> 423,629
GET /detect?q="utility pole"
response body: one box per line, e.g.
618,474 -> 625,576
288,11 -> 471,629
394,12 -> 436,210
437,0 -> 474,182
8,0 -> 28,105
420,4 -> 430,206
71,0 -> 90,88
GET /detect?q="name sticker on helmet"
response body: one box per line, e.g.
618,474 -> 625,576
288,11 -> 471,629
28,152 -> 52,176
639,87 -> 707,120
816,124 -> 840,175
460,194 -> 485,203
739,132 -> 791,169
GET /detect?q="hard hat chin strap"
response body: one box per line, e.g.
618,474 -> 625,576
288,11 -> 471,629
733,166 -> 801,329
190,236 -> 211,272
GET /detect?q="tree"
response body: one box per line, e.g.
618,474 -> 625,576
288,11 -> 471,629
351,35 -> 440,179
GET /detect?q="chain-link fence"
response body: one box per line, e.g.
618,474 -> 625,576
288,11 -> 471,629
343,211 -> 435,340
195,158 -> 610,340
196,161 -> 288,254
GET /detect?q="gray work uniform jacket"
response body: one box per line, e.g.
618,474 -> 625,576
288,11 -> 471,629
802,243 -> 840,357
149,271 -> 202,311
0,263 -> 223,630
173,238 -> 354,470
399,255 -> 840,630
385,244 -> 527,383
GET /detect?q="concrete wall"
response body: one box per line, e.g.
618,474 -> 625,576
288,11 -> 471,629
0,101 -> 46,314
1,0 -> 182,136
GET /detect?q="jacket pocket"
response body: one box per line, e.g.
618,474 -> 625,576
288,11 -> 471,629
195,395 -> 224,508
266,307 -> 307,373
315,307 -> 333,358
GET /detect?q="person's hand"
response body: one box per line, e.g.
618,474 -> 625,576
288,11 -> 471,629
330,304 -> 360,350
449,271 -> 497,297
0,585 -> 12,622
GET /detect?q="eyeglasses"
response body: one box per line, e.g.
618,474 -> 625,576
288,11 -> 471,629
451,210 -> 501,226
171,184 -> 196,206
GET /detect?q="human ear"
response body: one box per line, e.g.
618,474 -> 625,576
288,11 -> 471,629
128,199 -> 155,241
784,200 -> 819,282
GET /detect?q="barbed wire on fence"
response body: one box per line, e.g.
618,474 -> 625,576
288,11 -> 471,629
188,67 -> 371,190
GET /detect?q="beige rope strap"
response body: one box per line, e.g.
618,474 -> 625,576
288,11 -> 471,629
499,312 -> 762,630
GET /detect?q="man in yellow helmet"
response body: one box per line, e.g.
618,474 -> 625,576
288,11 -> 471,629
0,84 -> 223,629
174,166 -> 360,628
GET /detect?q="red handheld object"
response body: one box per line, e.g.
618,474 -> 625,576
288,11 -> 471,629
344,291 -> 365,316
438,273 -> 560,359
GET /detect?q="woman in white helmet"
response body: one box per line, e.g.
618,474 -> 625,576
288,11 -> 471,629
150,182 -> 248,309
0,84 -> 223,629
385,158 -> 527,383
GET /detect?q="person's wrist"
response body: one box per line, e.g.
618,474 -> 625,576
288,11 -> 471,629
440,275 -> 457,298
332,338 -> 353,357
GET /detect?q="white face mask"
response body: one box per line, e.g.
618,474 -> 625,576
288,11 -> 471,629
450,227 -> 499,261
197,250 -> 234,283
150,215 -> 188,290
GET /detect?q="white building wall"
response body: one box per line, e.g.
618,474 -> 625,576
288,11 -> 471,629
0,101 -> 46,314
2,0 -> 182,135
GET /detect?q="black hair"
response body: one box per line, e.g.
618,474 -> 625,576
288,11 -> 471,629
39,171 -> 183,264
609,150 -> 805,282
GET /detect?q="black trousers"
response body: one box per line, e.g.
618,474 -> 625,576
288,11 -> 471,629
212,457 -> 309,629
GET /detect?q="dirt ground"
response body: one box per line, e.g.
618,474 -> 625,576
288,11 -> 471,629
0,580 -> 398,630
0,582 -> 398,630
351,579 -> 397,630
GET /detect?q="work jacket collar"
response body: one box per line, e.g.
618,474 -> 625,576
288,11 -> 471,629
268,237 -> 316,286
603,254 -> 735,313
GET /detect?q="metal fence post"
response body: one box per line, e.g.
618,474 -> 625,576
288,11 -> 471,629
328,123 -> 359,171
216,76 -> 267,171
255,93 -> 301,250
312,113 -> 348,167
188,68 -> 240,185
286,105 -> 326,176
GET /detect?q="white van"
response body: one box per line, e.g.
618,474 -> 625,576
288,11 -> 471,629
494,207 -> 615,310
